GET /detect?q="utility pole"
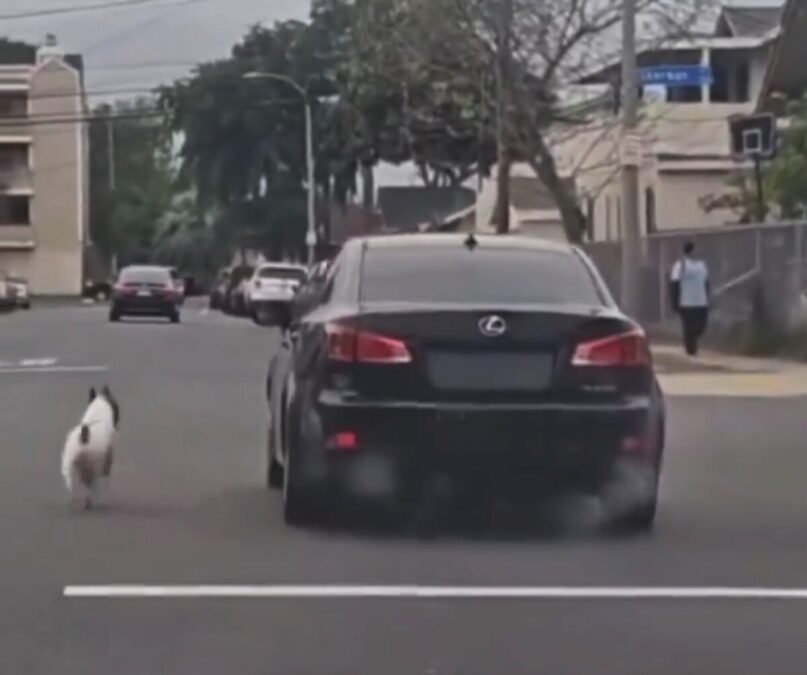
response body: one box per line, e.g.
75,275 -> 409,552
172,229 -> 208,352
303,99 -> 317,266
107,117 -> 116,191
243,72 -> 317,266
619,0 -> 642,316
494,0 -> 513,234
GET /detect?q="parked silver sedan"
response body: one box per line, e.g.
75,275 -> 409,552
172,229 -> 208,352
7,276 -> 30,309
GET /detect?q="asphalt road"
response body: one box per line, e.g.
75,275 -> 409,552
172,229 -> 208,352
3,301 -> 807,674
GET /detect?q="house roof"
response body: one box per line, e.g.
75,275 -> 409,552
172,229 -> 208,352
377,186 -> 476,232
510,175 -> 576,211
579,4 -> 783,86
328,202 -> 383,245
0,39 -> 83,74
715,5 -> 783,37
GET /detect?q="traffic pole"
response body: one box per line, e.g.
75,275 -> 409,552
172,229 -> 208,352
620,0 -> 642,316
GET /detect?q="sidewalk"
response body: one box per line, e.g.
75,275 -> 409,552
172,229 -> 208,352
652,344 -> 807,398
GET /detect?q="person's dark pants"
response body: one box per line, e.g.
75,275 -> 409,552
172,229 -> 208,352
679,307 -> 709,356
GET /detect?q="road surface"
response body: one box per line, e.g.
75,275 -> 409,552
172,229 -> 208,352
2,302 -> 807,674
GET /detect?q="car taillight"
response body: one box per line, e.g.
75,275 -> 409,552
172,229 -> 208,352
325,431 -> 359,452
572,329 -> 651,367
114,284 -> 134,295
326,323 -> 412,364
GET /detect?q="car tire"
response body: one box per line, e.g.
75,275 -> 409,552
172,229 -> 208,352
282,421 -> 322,526
617,496 -> 658,534
170,311 -> 180,324
253,305 -> 275,327
109,310 -> 121,322
268,455 -> 284,489
611,428 -> 663,535
283,454 -> 317,526
266,420 -> 284,489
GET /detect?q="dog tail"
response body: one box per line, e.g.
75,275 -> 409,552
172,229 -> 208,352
79,424 -> 90,445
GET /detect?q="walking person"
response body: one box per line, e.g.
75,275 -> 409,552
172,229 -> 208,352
670,241 -> 710,356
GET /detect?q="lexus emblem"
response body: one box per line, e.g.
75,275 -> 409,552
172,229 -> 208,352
478,314 -> 507,338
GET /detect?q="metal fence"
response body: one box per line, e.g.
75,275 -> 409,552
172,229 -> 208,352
585,221 -> 807,337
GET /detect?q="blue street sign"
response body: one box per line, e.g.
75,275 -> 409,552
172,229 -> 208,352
640,65 -> 713,87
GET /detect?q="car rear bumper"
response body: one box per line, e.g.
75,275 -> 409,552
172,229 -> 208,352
301,392 -> 659,499
250,293 -> 295,306
113,298 -> 177,315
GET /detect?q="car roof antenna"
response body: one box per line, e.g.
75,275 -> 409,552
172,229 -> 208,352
464,233 -> 478,250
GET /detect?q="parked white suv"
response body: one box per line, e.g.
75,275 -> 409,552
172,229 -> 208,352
247,263 -> 308,326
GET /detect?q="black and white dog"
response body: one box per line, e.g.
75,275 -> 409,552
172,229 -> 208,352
61,386 -> 121,510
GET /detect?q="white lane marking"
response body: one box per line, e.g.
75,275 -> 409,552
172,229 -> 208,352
0,366 -> 107,375
63,585 -> 807,600
19,358 -> 57,367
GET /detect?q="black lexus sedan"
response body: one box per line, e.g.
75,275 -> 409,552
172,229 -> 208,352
110,265 -> 182,323
265,234 -> 665,531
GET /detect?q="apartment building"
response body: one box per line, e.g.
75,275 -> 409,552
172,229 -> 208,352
0,36 -> 88,295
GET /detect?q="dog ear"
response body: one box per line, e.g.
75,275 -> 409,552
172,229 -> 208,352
89,387 -> 97,402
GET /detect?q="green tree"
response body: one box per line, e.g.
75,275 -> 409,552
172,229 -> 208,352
766,95 -> 807,219
89,98 -> 175,266
359,0 -> 710,241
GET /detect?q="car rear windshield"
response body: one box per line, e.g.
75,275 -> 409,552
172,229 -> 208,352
259,267 -> 306,281
119,268 -> 171,285
361,246 -> 605,306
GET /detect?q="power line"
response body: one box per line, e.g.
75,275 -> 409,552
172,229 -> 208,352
0,96 -> 305,127
0,0 -> 206,21
81,0 -> 212,55
0,109 -> 166,128
85,61 -> 198,72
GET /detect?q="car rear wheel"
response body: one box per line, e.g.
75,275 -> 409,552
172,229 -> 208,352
609,429 -> 663,535
620,498 -> 658,534
266,426 -> 284,489
282,426 -> 322,526
109,310 -> 121,322
170,311 -> 180,324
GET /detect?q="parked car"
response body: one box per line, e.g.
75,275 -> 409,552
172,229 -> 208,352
183,276 -> 205,297
265,234 -> 665,530
223,265 -> 254,316
0,273 -> 16,311
109,265 -> 182,323
7,275 -> 30,309
167,267 -> 185,305
247,263 -> 308,326
209,269 -> 231,310
83,279 -> 113,301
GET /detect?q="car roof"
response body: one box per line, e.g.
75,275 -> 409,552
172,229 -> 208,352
120,265 -> 171,274
351,233 -> 577,254
257,262 -> 307,271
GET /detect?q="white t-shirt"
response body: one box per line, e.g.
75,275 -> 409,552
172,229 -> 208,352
671,257 -> 709,308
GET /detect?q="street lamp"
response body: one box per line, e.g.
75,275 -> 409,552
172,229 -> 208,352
243,71 -> 317,266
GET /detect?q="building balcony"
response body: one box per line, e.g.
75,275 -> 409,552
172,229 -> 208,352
0,166 -> 32,193
0,116 -> 32,140
0,225 -> 35,250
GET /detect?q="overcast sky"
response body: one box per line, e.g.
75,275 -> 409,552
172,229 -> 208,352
4,0 -> 310,98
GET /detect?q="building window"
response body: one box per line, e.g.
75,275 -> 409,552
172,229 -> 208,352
0,94 -> 27,117
605,195 -> 612,241
616,195 -> 623,239
585,196 -> 595,241
645,187 -> 657,234
0,196 -> 31,225
0,144 -> 29,172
